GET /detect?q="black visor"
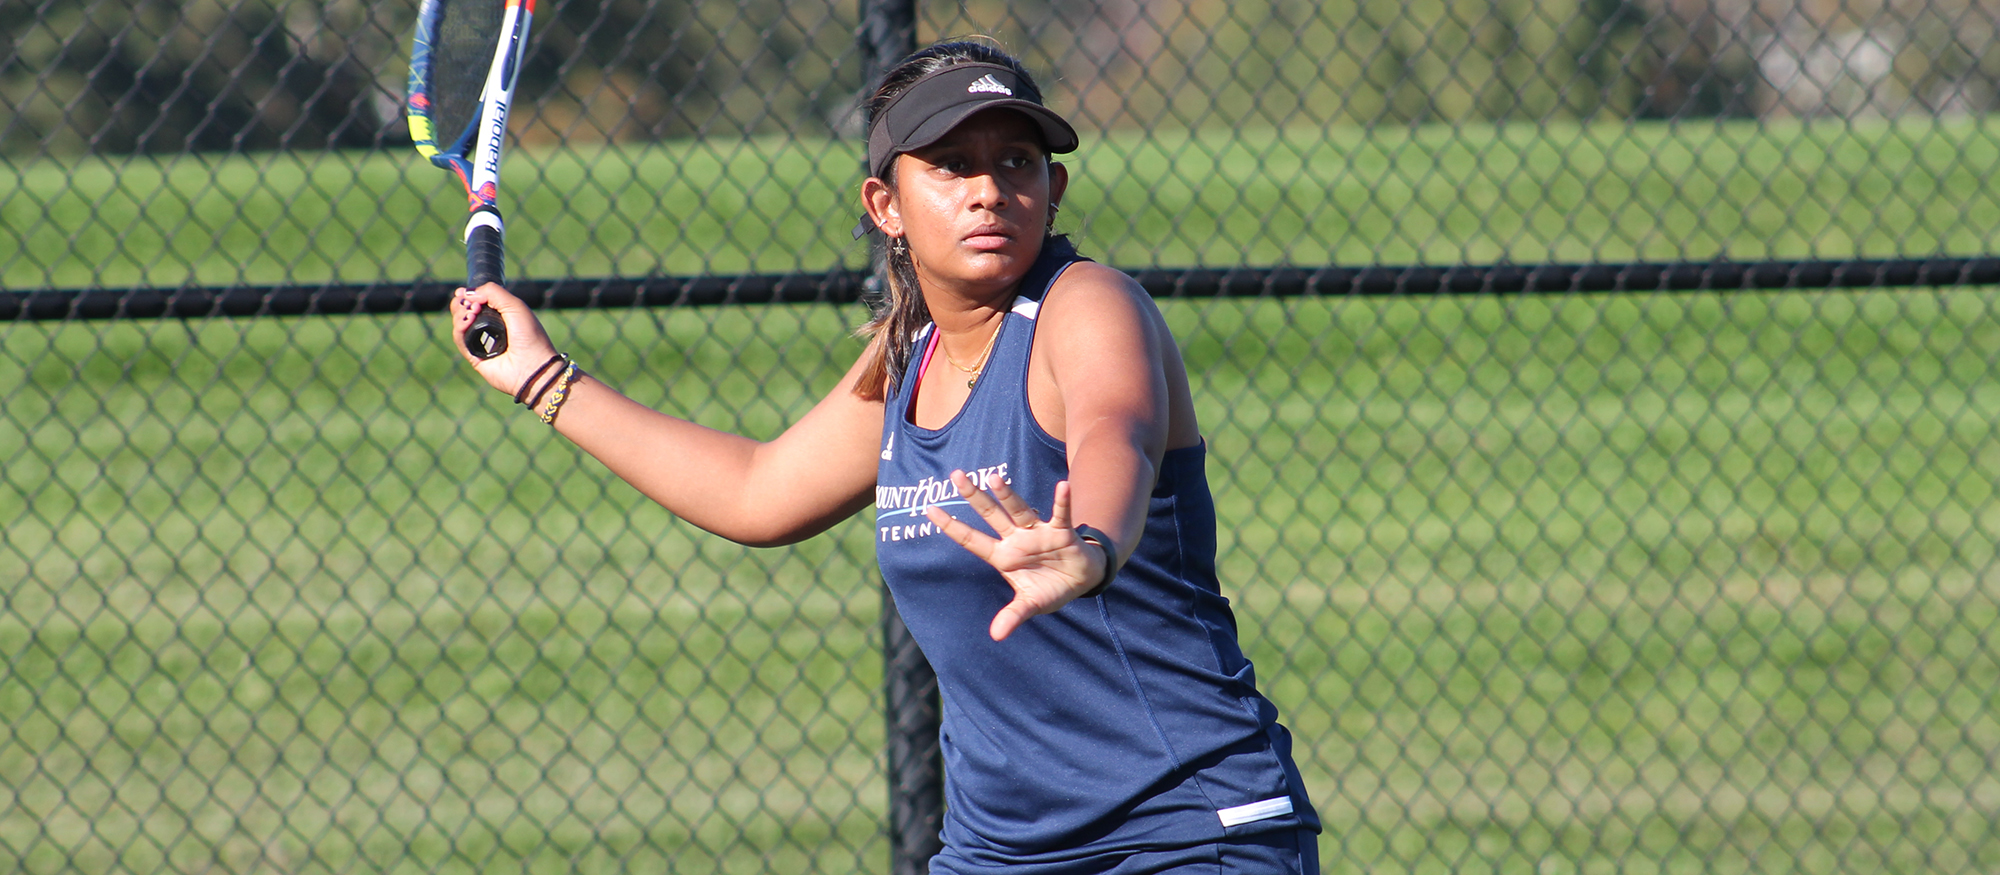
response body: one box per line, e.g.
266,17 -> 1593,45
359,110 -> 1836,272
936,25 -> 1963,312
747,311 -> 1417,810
853,62 -> 1079,239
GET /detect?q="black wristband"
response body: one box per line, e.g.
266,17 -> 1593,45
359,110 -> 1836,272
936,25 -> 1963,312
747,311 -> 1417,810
1072,524 -> 1119,598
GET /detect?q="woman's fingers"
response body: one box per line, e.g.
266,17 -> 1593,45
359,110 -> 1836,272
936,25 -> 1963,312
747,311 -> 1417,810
455,284 -> 533,357
449,287 -> 478,350
932,471 -> 1046,550
951,469 -> 1039,535
990,597 -> 1036,641
924,504 -> 997,561
984,475 -> 1048,531
949,470 -> 1001,517
1046,480 -> 1073,530
448,283 -> 560,394
927,473 -> 1100,642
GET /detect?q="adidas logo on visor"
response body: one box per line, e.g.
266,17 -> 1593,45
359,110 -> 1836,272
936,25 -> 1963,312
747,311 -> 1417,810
967,74 -> 1014,96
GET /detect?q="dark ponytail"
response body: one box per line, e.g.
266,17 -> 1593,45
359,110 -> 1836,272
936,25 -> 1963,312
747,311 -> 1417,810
852,41 -> 1050,401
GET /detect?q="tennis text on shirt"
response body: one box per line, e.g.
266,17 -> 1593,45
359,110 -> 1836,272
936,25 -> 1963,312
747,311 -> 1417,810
875,463 -> 1009,542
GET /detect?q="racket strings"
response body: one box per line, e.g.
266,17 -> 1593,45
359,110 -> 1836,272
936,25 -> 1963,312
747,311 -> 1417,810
427,0 -> 507,149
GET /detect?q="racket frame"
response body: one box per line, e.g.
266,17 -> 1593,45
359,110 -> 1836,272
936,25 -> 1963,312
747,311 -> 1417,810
407,0 -> 535,358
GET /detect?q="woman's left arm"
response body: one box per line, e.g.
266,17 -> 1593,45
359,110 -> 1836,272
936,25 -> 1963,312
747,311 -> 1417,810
923,263 -> 1186,640
1035,262 -> 1178,561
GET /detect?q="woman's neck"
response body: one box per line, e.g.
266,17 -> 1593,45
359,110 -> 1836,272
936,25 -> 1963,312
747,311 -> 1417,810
915,267 -> 1020,332
910,238 -> 1048,330
929,294 -> 1007,331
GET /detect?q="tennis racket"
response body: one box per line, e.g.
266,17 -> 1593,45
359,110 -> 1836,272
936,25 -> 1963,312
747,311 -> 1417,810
407,0 -> 535,359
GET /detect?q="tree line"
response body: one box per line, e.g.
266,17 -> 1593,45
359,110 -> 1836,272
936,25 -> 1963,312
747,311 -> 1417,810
0,0 -> 863,157
4,0 -> 1998,159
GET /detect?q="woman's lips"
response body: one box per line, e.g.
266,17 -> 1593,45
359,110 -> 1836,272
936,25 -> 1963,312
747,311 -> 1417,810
962,226 -> 1015,249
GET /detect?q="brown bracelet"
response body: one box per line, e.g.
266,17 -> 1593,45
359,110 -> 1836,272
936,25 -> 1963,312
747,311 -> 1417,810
523,354 -> 570,409
513,353 -> 564,405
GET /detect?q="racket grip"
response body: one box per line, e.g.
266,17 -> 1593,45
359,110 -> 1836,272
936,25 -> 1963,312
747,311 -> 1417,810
464,212 -> 508,359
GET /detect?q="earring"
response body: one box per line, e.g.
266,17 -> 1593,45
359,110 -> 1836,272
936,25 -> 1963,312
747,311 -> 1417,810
890,236 -> 907,255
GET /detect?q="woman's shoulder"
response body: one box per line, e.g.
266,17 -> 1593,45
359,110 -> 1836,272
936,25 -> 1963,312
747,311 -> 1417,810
1031,257 -> 1177,386
1054,257 -> 1139,288
1040,259 -> 1161,334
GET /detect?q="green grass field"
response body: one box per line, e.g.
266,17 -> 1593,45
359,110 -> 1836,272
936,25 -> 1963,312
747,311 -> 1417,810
6,115 -> 2000,289
5,118 -> 2000,873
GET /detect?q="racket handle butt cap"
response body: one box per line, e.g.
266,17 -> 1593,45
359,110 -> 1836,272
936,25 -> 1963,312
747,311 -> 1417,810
465,309 -> 508,359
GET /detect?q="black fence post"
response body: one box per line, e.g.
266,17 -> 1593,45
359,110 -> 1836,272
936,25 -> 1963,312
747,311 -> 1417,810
858,2 -> 939,875
859,0 -> 916,91
882,595 -> 943,875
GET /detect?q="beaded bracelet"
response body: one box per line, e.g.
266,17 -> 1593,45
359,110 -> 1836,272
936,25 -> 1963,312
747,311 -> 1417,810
538,359 -> 580,425
513,354 -> 565,405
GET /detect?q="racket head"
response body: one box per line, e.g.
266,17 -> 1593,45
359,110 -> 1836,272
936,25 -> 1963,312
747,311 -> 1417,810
407,0 -> 530,359
407,0 -> 507,180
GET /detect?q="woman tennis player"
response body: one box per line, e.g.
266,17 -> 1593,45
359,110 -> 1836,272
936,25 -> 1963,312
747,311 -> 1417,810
450,40 -> 1320,874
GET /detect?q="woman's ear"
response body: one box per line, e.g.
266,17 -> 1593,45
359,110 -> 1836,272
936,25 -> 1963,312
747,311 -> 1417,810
1048,161 -> 1069,210
862,174 -> 904,238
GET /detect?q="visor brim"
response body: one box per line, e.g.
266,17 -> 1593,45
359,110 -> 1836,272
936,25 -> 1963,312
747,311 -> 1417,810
891,101 -> 1078,173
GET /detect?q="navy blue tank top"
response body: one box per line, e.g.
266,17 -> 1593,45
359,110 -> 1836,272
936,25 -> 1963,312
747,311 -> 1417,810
874,238 -> 1319,863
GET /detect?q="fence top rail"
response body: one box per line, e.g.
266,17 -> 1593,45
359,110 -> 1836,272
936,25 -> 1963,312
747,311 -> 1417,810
7,257 -> 1999,322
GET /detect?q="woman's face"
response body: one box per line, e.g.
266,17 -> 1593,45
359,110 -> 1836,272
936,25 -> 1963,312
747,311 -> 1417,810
866,108 -> 1069,301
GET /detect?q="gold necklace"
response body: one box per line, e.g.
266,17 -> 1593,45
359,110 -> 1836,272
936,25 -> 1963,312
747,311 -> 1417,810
941,319 -> 1003,389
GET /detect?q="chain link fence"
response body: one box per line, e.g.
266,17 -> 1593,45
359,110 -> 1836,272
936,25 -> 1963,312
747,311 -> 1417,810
7,0 -> 2000,872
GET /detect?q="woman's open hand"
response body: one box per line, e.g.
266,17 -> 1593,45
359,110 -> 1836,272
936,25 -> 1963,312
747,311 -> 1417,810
450,283 -> 562,397
924,472 -> 1108,641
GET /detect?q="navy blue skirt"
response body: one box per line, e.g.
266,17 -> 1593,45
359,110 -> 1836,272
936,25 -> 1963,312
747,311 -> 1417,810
930,828 -> 1319,875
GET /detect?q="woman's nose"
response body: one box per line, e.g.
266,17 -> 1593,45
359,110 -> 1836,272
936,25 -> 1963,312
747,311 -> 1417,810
965,170 -> 1006,210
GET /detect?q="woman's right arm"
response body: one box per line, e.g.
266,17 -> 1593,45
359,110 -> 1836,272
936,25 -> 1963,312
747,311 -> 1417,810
453,283 -> 884,547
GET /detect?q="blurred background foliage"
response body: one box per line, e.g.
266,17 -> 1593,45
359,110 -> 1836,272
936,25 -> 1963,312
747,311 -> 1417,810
9,0 -> 2000,158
